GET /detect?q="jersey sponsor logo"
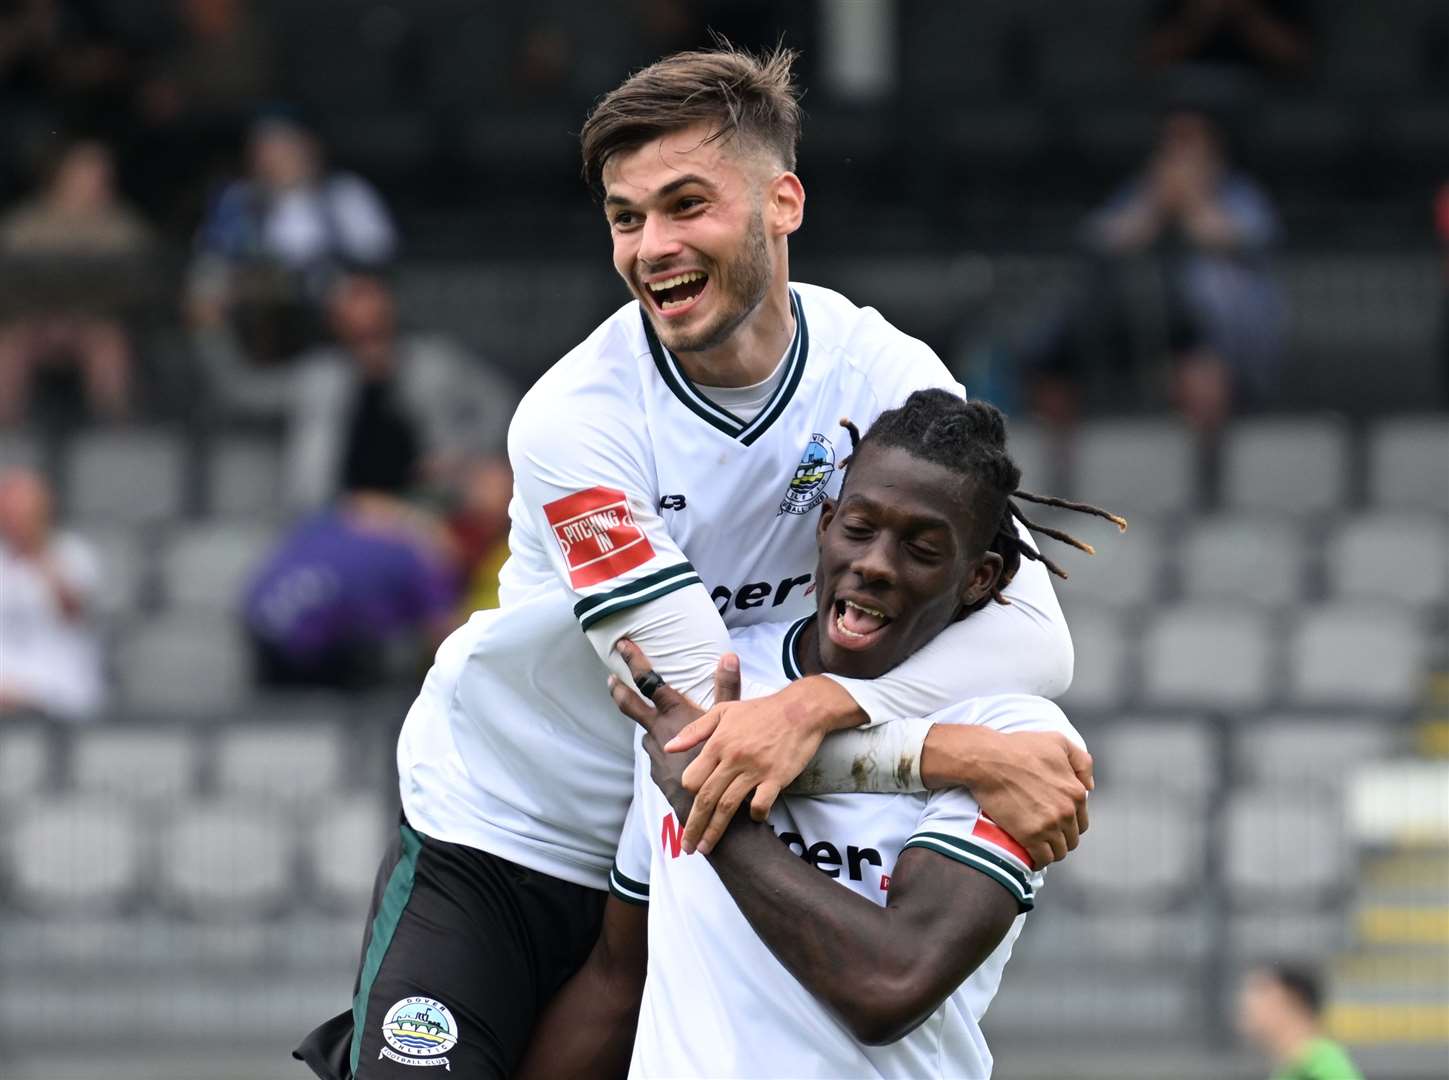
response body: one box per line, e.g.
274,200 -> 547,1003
659,494 -> 687,511
659,812 -> 886,883
379,996 -> 459,1070
779,433 -> 835,515
544,486 -> 655,588
710,573 -> 813,613
973,816 -> 1034,870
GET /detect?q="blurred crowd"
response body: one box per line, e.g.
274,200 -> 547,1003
1,0 -> 1446,723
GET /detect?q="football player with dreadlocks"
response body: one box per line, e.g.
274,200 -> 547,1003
519,390 -> 1124,1079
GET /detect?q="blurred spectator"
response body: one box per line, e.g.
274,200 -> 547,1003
198,270 -> 517,512
1236,964 -> 1363,1080
188,113 -> 397,364
1030,110 -> 1283,431
447,456 -> 514,615
0,0 -> 138,139
242,491 -> 460,690
0,137 -> 153,424
1144,0 -> 1313,82
133,0 -> 279,225
0,467 -> 105,720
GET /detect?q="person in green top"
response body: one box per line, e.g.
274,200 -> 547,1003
1236,963 -> 1365,1080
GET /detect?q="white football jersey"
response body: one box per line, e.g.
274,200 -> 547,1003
397,283 -> 961,888
617,617 -> 1083,1079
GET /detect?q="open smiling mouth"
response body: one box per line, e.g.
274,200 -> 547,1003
646,271 -> 709,314
829,597 -> 894,651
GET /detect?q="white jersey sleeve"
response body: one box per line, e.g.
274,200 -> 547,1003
903,787 -> 1044,913
609,738 -> 655,907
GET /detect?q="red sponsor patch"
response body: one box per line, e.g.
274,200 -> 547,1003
879,872 -> 892,892
544,486 -> 655,589
973,816 -> 1035,870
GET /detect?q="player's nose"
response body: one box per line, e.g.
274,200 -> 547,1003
848,537 -> 896,587
637,213 -> 683,264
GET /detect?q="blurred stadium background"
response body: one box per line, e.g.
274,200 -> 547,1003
0,1 -> 1447,1078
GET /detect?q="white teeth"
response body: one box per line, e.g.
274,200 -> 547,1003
660,297 -> 696,310
836,612 -> 867,639
844,599 -> 887,619
647,271 -> 705,292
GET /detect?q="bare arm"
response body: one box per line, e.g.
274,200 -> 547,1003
514,897 -> 647,1080
616,676 -> 1019,1046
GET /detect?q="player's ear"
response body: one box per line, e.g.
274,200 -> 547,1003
816,498 -> 836,541
959,551 -> 1003,609
766,171 -> 804,237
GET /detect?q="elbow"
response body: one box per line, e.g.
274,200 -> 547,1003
836,970 -> 938,1047
1033,617 -> 1074,700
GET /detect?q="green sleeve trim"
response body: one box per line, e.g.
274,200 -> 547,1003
609,863 -> 650,906
572,562 -> 702,631
903,833 -> 1035,913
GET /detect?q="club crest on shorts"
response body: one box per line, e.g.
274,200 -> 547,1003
379,996 -> 459,1070
779,433 -> 834,516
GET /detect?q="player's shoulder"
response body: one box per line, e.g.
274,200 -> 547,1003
726,616 -> 805,694
791,281 -> 959,401
510,300 -> 650,444
931,693 -> 1085,749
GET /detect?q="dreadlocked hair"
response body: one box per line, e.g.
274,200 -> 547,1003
838,389 -> 1127,608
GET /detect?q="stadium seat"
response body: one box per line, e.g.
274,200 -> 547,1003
1222,418 -> 1350,517
1141,607 -> 1274,711
1288,605 -> 1427,710
1224,788 -> 1349,906
86,525 -> 148,616
71,728 -> 198,805
162,522 -> 274,613
1056,609 -> 1130,712
310,796 -> 389,910
1089,718 -> 1218,806
6,798 -> 141,912
114,615 -> 251,715
215,723 -> 345,806
1180,516 -> 1304,609
208,436 -> 283,519
1037,512 -> 1161,612
1325,514 -> 1449,608
1368,417 -> 1449,514
1015,905 -> 1214,966
158,801 -> 291,916
1234,716 -> 1398,792
1054,793 -> 1205,912
0,726 -> 50,803
65,429 -> 186,525
1072,420 -> 1197,516
989,968 -> 1203,1039
1228,911 -> 1350,961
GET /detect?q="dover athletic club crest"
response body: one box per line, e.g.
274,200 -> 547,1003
779,433 -> 835,515
379,996 -> 459,1069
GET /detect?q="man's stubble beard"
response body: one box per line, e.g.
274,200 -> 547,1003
664,205 -> 773,355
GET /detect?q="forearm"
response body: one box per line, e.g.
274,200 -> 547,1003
514,942 -> 642,1080
585,585 -> 733,706
706,821 -> 920,1041
788,715 -> 933,796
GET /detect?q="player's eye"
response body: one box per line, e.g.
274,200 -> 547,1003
906,541 -> 942,562
841,521 -> 874,541
675,196 -> 704,213
611,211 -> 639,228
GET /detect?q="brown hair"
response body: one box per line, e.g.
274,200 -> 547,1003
579,43 -> 802,196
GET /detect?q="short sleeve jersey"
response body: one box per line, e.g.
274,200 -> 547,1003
614,616 -> 1085,1079
396,284 -> 960,888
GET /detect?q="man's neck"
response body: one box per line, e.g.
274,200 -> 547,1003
795,619 -> 825,678
1268,1021 -> 1320,1068
672,280 -> 794,389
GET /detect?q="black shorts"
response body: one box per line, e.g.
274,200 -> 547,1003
294,816 -> 607,1080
